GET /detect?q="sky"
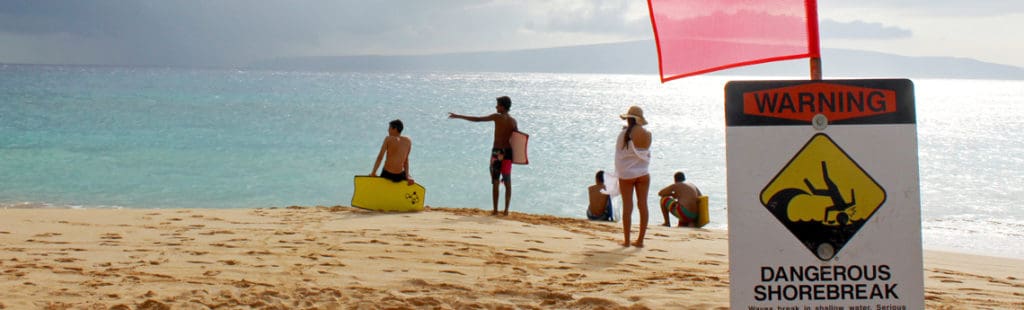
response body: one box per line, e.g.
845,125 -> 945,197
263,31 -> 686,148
0,0 -> 1021,68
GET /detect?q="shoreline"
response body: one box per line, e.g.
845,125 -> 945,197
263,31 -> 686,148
0,206 -> 1021,308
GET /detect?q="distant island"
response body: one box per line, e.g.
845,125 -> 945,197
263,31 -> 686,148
251,40 -> 1023,80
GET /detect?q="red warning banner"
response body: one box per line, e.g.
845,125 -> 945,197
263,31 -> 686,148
742,83 -> 897,122
647,0 -> 821,82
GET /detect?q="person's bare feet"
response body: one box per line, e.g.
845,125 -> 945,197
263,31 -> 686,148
631,240 -> 644,248
661,222 -> 670,227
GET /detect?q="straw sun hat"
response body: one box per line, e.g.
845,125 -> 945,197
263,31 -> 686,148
619,105 -> 648,125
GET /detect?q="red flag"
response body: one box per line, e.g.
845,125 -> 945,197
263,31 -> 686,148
647,0 -> 821,82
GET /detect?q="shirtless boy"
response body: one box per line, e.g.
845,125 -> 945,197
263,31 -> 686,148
448,96 -> 518,215
587,170 -> 614,221
370,119 -> 414,185
658,171 -> 702,227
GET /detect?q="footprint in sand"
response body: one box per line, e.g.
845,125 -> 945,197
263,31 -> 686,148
218,259 -> 239,266
199,230 -> 234,236
699,260 -> 724,266
98,233 -> 123,246
25,239 -> 70,245
319,261 -> 347,267
565,273 -> 587,280
573,297 -> 623,308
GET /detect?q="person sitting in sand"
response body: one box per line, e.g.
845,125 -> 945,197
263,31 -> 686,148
658,171 -> 702,227
370,119 -> 414,185
586,170 -> 614,221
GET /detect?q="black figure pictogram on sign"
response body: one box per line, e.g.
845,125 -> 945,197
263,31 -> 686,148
761,134 -> 886,260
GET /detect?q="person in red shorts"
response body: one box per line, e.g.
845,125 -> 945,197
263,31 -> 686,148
448,96 -> 519,216
658,171 -> 702,227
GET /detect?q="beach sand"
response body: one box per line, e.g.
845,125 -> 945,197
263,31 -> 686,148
0,206 -> 1021,309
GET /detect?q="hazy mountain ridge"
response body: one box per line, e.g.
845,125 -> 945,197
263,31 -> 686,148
253,40 -> 1023,80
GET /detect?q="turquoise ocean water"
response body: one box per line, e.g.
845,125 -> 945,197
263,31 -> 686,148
2,64 -> 1022,259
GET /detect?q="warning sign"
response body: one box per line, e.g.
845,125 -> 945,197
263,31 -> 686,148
760,133 -> 886,260
742,82 -> 897,122
726,79 -> 923,309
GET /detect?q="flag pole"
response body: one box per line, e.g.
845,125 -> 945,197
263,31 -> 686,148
810,57 -> 822,80
806,0 -> 823,80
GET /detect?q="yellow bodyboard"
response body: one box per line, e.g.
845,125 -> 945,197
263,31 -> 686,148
696,195 -> 709,228
351,176 -> 426,212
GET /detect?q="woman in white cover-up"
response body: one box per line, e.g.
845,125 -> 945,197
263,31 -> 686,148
614,106 -> 652,247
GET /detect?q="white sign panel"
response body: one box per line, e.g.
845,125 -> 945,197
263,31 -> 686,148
726,79 -> 923,309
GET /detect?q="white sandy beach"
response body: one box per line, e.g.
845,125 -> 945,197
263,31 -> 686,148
0,206 -> 1021,309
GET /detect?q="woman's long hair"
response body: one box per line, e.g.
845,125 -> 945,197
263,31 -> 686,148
622,118 -> 636,149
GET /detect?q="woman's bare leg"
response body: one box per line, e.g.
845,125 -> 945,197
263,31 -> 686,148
632,175 -> 651,247
619,177 -> 636,246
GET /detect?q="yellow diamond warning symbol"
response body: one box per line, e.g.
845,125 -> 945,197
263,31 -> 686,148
760,133 -> 886,260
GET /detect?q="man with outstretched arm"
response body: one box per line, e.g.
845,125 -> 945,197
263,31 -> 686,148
448,96 -> 518,216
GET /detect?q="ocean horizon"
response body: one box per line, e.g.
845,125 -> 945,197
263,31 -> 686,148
2,64 -> 1022,259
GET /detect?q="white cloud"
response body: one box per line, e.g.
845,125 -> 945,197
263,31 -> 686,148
820,19 -> 912,39
818,0 -> 1024,17
0,1 -> 1021,68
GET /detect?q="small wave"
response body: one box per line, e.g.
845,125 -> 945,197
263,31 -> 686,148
923,217 -> 1024,259
1,201 -> 124,209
